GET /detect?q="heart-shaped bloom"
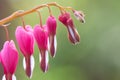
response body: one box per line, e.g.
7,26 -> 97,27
0,40 -> 19,80
46,16 -> 57,58
15,25 -> 34,56
59,12 -> 80,44
15,25 -> 35,78
34,25 -> 49,73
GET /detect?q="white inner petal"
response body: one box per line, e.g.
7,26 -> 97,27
23,57 -> 26,70
12,74 -> 16,80
2,75 -> 5,80
45,51 -> 49,71
39,53 -> 41,63
23,56 -> 35,78
30,55 -> 35,78
53,36 -> 57,57
68,26 -> 77,42
2,74 -> 16,80
31,55 -> 35,72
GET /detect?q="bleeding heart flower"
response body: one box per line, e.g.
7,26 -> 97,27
59,12 -> 80,44
15,25 -> 35,78
0,40 -> 19,80
46,16 -> 57,58
34,25 -> 49,73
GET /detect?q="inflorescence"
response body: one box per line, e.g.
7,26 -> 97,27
0,2 -> 85,80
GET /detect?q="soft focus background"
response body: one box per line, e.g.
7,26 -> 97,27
0,0 -> 120,80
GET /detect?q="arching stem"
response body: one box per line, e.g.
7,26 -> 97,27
0,2 -> 75,26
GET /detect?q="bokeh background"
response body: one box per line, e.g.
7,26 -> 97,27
0,0 -> 120,80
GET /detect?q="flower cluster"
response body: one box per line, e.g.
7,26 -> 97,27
0,2 -> 85,80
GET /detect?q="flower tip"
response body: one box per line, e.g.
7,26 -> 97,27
48,35 -> 57,58
73,40 -> 80,45
2,74 -> 16,80
23,55 -> 35,78
40,61 -> 48,73
51,53 -> 56,58
80,18 -> 85,23
67,27 -> 80,45
39,51 -> 49,73
68,35 -> 80,45
41,66 -> 48,73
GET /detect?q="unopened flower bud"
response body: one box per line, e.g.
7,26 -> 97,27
73,10 -> 85,23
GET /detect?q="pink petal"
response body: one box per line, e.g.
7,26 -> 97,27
34,25 -> 48,50
0,40 -> 19,75
15,25 -> 34,56
46,16 -> 57,35
58,12 -> 70,26
0,52 -> 1,63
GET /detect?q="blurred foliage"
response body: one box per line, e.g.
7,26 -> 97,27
0,0 -> 120,80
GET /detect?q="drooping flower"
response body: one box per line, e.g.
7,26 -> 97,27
0,40 -> 19,80
73,10 -> 85,23
15,25 -> 35,78
66,18 -> 80,44
34,25 -> 49,73
59,12 -> 80,44
46,16 -> 57,58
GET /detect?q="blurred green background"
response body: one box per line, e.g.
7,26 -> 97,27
0,0 -> 120,80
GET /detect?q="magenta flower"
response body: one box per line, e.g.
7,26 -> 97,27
46,16 -> 57,58
59,12 -> 80,44
34,25 -> 49,73
0,40 -> 19,80
15,25 -> 35,78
